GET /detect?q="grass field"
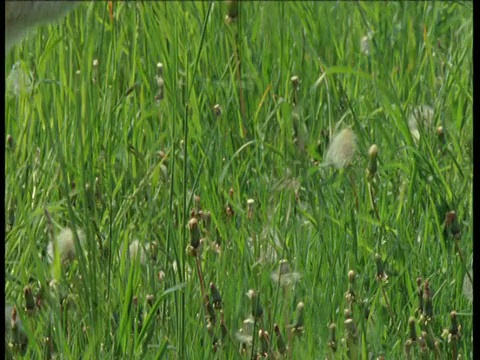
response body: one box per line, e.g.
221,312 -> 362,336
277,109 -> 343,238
5,1 -> 473,358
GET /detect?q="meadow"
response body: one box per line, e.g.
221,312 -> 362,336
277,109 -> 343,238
4,1 -> 473,358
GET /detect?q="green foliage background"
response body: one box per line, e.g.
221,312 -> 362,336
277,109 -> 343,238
5,2 -> 472,358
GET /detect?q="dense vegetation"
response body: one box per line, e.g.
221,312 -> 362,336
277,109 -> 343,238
5,2 -> 472,358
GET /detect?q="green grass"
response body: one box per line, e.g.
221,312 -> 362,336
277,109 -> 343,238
5,1 -> 472,358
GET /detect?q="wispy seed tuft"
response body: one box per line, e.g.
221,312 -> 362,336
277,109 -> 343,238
325,128 -> 358,169
47,227 -> 86,264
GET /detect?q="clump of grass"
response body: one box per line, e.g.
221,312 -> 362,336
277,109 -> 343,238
4,1 -> 472,358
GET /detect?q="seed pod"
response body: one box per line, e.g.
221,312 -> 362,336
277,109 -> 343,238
366,144 -> 378,180
274,323 -> 287,355
220,310 -> 228,340
188,217 -> 201,249
210,282 -> 222,310
421,330 -> 436,351
213,104 -> 222,117
344,318 -> 359,359
345,270 -> 356,304
206,320 -> 215,340
6,134 -> 15,151
258,329 -> 270,357
24,286 -> 35,312
408,316 -> 417,341
149,241 -> 158,261
10,306 -> 28,350
155,63 -> 164,101
328,323 -> 337,353
247,290 -> 263,320
449,311 -> 459,336
416,276 -> 423,314
422,281 -> 433,319
206,296 -> 216,325
226,0 -> 238,20
375,253 -> 386,281
405,339 -> 413,358
290,301 -> 305,337
291,75 -> 300,91
325,128 -> 358,169
436,126 -> 445,145
247,198 -> 255,220
444,210 -> 461,240
344,308 -> 353,320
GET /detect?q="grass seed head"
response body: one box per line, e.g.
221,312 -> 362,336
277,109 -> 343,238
259,329 -> 270,356
444,210 -> 461,240
416,276 -> 424,313
148,241 -> 158,261
247,290 -> 263,320
206,296 -> 216,325
408,316 -> 417,341
374,253 -> 387,281
247,198 -> 255,220
188,217 -> 201,249
274,323 -> 287,355
156,74 -> 164,89
9,306 -> 28,351
348,270 -> 356,283
23,286 -> 35,312
405,338 -> 413,357
210,282 -> 223,309
6,61 -> 33,97
360,35 -> 370,55
271,259 -> 302,287
219,310 -> 228,340
328,323 -> 337,352
155,74 -> 165,101
206,320 -> 215,338
408,105 -> 435,141
462,270 -> 473,302
47,227 -> 86,264
156,62 -> 164,76
225,204 -> 234,218
289,301 -> 305,336
325,128 -> 358,169
235,317 -> 254,345
367,144 -> 378,179
225,0 -> 238,23
436,126 -> 445,144
128,239 -> 146,263
213,104 -> 222,117
422,281 -> 433,319
421,330 -> 437,352
291,75 -> 300,90
344,318 -> 357,334
6,134 -> 15,151
344,308 -> 353,320
194,195 -> 201,213
448,311 -> 461,341
345,270 -> 356,304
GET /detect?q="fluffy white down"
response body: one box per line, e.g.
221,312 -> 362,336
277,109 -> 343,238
47,227 -> 86,264
325,128 -> 358,169
128,239 -> 146,263
408,105 -> 435,141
